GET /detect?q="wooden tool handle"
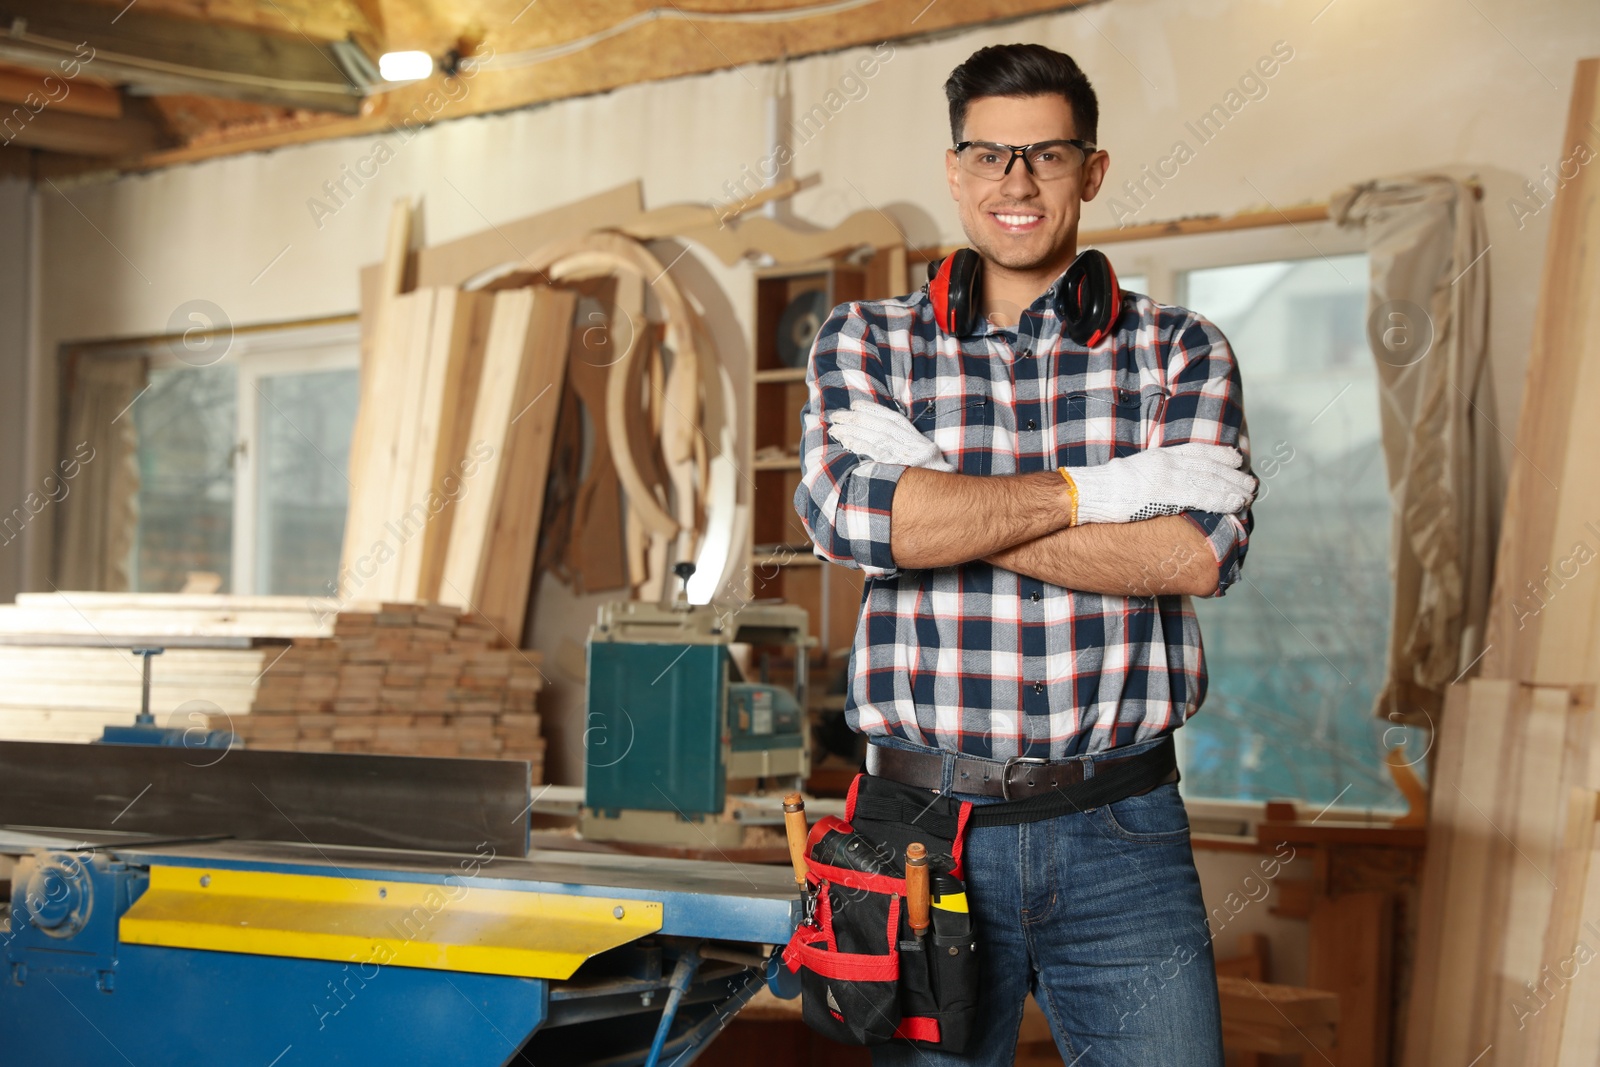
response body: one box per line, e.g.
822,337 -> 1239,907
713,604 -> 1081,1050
782,792 -> 809,890
906,842 -> 930,937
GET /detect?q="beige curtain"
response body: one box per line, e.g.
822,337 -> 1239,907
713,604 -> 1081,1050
56,353 -> 146,591
1329,175 -> 1499,728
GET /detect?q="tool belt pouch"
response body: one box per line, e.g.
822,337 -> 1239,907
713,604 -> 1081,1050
782,774 -> 978,1052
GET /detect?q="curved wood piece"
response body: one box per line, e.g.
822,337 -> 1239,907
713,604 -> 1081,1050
516,234 -> 692,540
675,206 -> 905,266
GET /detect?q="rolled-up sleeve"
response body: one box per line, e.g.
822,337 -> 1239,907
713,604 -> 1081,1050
1162,313 -> 1253,596
792,301 -> 909,579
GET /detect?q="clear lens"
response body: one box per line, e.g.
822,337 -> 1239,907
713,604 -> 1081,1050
957,141 -> 1084,180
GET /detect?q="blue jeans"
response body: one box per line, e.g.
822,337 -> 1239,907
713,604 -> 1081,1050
868,734 -> 1225,1067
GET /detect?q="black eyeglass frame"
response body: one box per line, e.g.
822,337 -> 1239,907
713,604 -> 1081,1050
951,138 -> 1099,178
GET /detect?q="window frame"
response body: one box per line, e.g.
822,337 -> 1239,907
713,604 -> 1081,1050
79,318 -> 360,596
226,324 -> 359,595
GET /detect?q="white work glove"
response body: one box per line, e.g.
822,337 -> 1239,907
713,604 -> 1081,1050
1069,443 -> 1255,524
826,402 -> 955,473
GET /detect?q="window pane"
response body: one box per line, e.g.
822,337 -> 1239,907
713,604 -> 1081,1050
133,364 -> 237,592
255,369 -> 359,596
1178,254 -> 1406,808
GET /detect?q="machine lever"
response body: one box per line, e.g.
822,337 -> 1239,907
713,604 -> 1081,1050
906,842 -> 930,938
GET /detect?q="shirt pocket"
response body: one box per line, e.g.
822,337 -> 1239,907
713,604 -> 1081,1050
1053,381 -> 1168,465
909,386 -> 996,476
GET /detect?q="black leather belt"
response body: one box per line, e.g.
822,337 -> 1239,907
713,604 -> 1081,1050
866,736 -> 1179,801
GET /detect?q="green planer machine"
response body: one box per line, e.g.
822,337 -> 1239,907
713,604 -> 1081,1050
583,565 -> 813,847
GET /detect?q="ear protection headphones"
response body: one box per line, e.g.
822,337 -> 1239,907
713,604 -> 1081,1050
924,247 -> 1122,347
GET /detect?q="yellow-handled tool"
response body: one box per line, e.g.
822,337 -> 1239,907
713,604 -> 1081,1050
782,792 -> 809,891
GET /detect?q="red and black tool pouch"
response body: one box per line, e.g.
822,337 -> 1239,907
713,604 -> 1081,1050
781,774 -> 978,1052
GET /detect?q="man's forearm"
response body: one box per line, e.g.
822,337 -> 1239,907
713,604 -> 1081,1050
984,514 -> 1219,597
889,467 -> 1076,569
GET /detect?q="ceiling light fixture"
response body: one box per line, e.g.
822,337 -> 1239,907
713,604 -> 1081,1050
378,50 -> 434,82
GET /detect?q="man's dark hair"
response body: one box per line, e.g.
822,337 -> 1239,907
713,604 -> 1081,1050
944,43 -> 1099,145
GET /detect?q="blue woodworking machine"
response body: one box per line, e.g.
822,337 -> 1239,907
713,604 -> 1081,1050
0,739 -> 801,1066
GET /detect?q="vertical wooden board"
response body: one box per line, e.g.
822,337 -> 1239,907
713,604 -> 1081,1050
1308,891 -> 1393,1067
341,198 -> 413,589
1528,788 -> 1600,1067
343,289 -> 427,601
472,286 -> 577,643
1553,820 -> 1600,1067
381,290 -> 441,600
1426,678 -> 1516,1067
1483,58 -> 1600,684
1489,686 -> 1573,1061
416,290 -> 496,602
388,287 -> 447,598
439,288 -> 538,611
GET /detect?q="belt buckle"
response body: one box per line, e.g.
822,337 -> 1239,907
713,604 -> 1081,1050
1001,755 -> 1051,800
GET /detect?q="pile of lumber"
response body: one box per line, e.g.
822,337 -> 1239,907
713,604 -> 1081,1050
0,593 -> 544,780
1401,58 -> 1600,1067
225,605 -> 545,770
339,200 -> 580,643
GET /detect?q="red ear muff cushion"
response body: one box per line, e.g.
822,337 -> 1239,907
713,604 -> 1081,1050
1062,249 -> 1121,347
925,249 -> 984,337
928,255 -> 956,333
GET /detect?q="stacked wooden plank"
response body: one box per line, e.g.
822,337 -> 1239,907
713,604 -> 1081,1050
339,199 -> 578,643
1402,59 -> 1600,1067
0,645 -> 272,742
228,604 -> 545,773
0,593 -> 545,780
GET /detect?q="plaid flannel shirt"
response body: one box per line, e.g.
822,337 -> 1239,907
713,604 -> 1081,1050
793,272 -> 1253,759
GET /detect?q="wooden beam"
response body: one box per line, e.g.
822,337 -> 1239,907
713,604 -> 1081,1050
126,0 -> 1099,168
75,0 -> 371,44
0,63 -> 121,118
0,102 -> 157,155
0,0 -> 365,114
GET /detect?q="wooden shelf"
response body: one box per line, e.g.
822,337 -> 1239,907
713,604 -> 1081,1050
753,455 -> 801,471
754,367 -> 808,384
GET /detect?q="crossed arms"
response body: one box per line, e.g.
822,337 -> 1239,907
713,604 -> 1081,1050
890,469 -> 1226,596
793,303 -> 1255,599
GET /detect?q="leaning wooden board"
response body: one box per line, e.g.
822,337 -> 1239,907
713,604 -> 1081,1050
1482,57 -> 1600,688
1528,787 -> 1600,1066
438,286 -> 577,643
375,290 -> 439,600
341,199 -> 413,595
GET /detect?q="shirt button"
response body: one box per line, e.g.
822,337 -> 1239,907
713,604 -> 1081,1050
1017,349 -> 1031,360
1025,419 -> 1038,431
1032,682 -> 1045,694
1030,591 -> 1042,602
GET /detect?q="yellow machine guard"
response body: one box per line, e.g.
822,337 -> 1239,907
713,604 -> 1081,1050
119,866 -> 663,980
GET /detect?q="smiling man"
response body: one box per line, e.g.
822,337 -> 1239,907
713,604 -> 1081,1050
793,43 -> 1255,1066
